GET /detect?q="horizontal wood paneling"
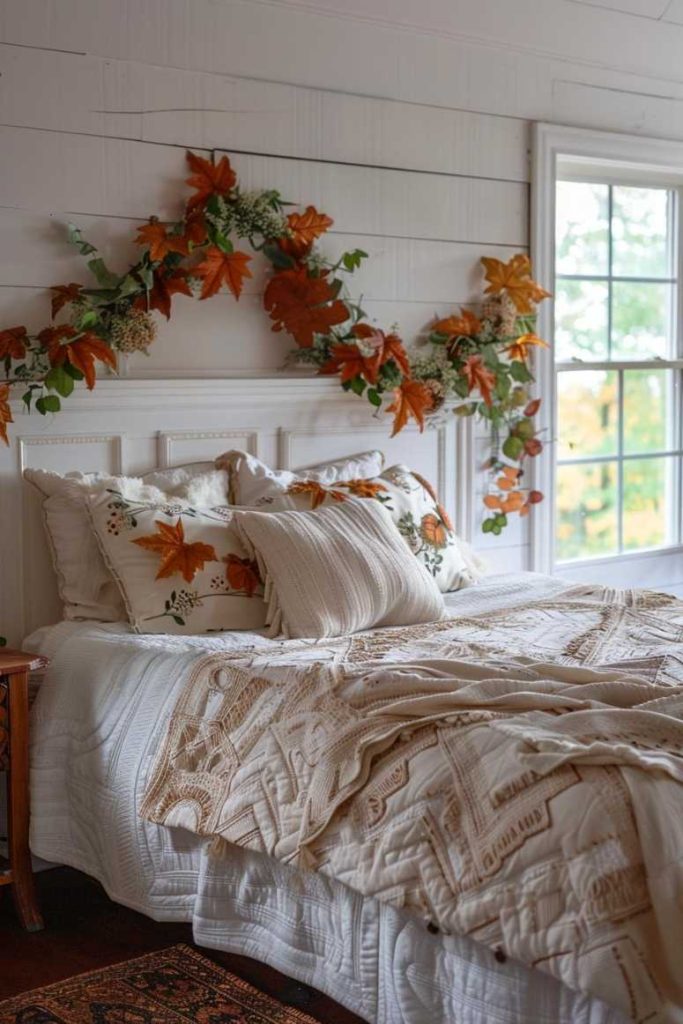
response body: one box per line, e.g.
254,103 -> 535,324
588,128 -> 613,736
224,152 -> 527,246
0,127 -> 204,218
0,45 -> 531,181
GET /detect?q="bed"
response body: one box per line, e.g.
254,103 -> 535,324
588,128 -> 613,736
27,568 -> 672,1024
4,382 -> 680,1023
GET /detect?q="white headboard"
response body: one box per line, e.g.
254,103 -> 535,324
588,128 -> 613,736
0,375 -> 466,645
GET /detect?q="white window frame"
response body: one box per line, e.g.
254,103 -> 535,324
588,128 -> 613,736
531,124 -> 683,589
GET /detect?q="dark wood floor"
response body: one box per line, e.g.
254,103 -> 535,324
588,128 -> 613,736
0,866 -> 363,1022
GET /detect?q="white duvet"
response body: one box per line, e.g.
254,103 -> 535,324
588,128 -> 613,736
26,572 -> 628,1024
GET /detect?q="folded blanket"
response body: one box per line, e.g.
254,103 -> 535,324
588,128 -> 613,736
142,585 -> 683,1023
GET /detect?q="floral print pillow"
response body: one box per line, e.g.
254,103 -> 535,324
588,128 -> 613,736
88,490 -> 266,634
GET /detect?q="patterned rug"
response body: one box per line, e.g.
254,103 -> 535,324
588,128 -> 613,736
0,944 -> 321,1023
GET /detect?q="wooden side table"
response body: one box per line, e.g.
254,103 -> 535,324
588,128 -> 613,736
0,649 -> 44,931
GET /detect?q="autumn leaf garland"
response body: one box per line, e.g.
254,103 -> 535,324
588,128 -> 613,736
0,149 -> 551,534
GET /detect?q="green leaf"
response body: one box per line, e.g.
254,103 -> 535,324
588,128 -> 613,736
87,257 -> 121,290
510,361 -> 533,383
172,615 -> 185,626
22,390 -> 32,411
349,375 -> 366,396
78,309 -> 100,328
367,388 -> 382,408
342,249 -> 368,272
64,363 -> 85,381
117,274 -> 144,299
45,365 -> 75,398
211,230 -> 233,254
67,223 -> 97,256
502,435 -> 524,460
482,518 -> 494,533
262,242 -> 296,271
35,394 -> 61,415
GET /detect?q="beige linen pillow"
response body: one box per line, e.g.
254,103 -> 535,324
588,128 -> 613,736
216,449 -> 385,505
222,453 -> 480,592
234,499 -> 446,639
88,490 -> 266,635
23,464 -> 230,621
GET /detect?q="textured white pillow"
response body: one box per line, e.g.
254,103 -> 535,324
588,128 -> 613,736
23,464 -> 230,621
216,449 -> 385,505
234,499 -> 446,639
88,491 -> 266,634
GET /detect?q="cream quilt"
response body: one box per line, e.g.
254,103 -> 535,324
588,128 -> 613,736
142,585 -> 683,1023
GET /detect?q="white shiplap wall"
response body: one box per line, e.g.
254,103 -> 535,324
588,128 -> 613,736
3,0 -> 683,569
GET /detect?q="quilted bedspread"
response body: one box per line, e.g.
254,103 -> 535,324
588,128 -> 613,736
141,585 -> 683,1023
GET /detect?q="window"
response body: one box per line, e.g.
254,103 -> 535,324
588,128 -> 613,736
554,178 -> 682,563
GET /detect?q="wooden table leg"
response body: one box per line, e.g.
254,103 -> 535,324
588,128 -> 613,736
7,669 -> 43,932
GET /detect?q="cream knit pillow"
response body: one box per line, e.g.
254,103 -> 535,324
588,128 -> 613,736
234,499 -> 446,639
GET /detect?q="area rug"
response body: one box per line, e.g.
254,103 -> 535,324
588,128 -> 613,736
0,944 -> 321,1023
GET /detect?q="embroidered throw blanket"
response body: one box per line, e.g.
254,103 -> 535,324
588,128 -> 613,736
142,586 -> 683,1022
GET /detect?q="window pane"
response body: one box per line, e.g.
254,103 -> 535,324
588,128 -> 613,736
556,181 -> 609,276
611,281 -> 670,359
556,462 -> 618,561
623,457 -> 674,551
623,369 -> 673,454
555,279 -> 609,360
557,370 -> 618,459
611,186 -> 670,279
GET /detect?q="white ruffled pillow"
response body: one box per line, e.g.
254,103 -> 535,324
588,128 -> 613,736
216,449 -> 385,505
234,499 -> 446,639
24,463 -> 230,621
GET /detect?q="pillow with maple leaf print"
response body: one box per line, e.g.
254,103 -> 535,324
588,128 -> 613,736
87,490 -> 266,635
224,452 -> 481,592
216,448 -> 386,506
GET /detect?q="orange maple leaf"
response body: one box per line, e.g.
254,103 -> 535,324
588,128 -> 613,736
0,384 -> 13,446
353,324 -> 411,377
432,309 -> 482,338
39,326 -> 117,390
287,480 -> 347,509
195,246 -> 253,300
133,518 -> 217,582
184,207 -> 209,246
135,220 -> 189,262
506,333 -> 549,362
185,151 -> 236,211
263,267 -> 349,347
387,379 -> 433,436
462,355 -> 496,407
288,206 -> 333,246
320,342 -> 382,385
481,254 -> 551,314
0,326 -> 28,361
134,269 -> 193,320
224,554 -> 261,596
50,284 -> 83,319
338,479 -> 388,499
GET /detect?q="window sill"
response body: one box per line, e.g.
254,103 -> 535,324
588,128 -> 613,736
554,544 -> 683,572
